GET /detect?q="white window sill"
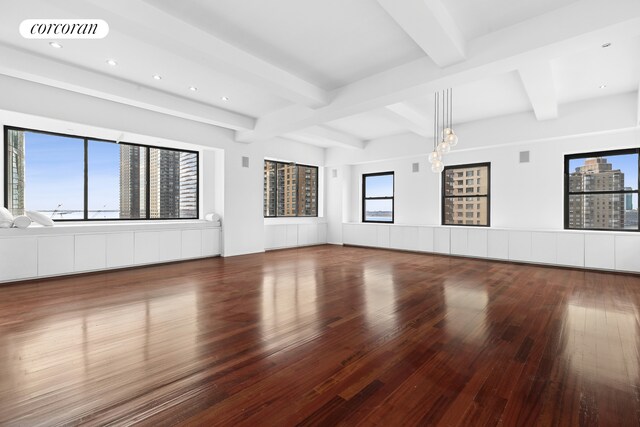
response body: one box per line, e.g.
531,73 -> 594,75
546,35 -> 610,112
0,220 -> 220,237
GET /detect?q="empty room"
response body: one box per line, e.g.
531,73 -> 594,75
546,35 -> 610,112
1,0 -> 640,425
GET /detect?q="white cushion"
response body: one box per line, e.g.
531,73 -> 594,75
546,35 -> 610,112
26,210 -> 54,227
0,207 -> 13,222
12,215 -> 32,229
0,220 -> 12,229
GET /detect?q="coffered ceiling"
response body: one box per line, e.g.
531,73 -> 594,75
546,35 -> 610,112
1,0 -> 639,149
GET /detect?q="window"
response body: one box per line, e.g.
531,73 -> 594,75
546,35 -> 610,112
565,149 -> 639,231
442,162 -> 490,226
263,160 -> 318,217
4,127 -> 198,220
362,172 -> 394,223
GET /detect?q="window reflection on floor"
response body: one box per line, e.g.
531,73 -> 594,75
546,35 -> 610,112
363,263 -> 398,330
5,290 -> 198,404
261,260 -> 319,343
564,302 -> 638,387
443,284 -> 488,344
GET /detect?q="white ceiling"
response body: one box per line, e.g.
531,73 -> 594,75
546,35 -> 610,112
0,0 -> 639,149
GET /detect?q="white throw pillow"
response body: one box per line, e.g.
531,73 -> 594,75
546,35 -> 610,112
0,207 -> 13,222
0,220 -> 12,229
26,210 -> 54,227
12,215 -> 32,229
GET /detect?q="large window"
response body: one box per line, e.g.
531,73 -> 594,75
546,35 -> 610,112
4,127 -> 198,221
263,160 -> 318,217
362,172 -> 394,223
565,149 -> 639,231
442,163 -> 490,226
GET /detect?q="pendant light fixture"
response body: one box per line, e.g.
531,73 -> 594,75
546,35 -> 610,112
428,88 -> 458,173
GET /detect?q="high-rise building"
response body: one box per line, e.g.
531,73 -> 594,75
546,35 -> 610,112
277,163 -> 297,216
264,160 -> 318,217
296,165 -> 317,216
264,161 -> 277,216
120,147 -> 197,219
625,187 -> 634,210
179,152 -> 198,218
150,149 -> 180,218
119,145 -> 147,219
6,130 -> 25,216
443,166 -> 488,225
568,157 -> 624,229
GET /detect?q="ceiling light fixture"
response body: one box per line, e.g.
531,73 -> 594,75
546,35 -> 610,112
49,42 -> 62,48
221,96 -> 229,101
152,74 -> 162,80
599,84 -> 607,89
106,59 -> 117,66
601,42 -> 611,48
429,88 -> 458,173
189,86 -> 198,92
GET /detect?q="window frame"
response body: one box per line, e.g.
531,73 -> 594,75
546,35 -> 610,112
362,171 -> 395,224
3,125 -> 199,222
263,159 -> 319,218
564,148 -> 640,232
441,162 -> 491,227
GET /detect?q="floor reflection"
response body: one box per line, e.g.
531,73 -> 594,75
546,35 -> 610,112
362,262 -> 398,330
1,288 -> 199,419
563,300 -> 639,388
261,259 -> 319,342
442,283 -> 488,344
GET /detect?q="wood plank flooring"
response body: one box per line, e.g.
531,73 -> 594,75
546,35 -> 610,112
0,244 -> 639,426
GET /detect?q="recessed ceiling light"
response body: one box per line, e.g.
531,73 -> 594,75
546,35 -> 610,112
189,86 -> 198,92
599,84 -> 607,89
221,96 -> 229,101
152,74 -> 162,80
106,59 -> 117,66
602,42 -> 611,48
49,42 -> 62,49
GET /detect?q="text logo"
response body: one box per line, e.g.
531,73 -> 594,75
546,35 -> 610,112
20,19 -> 109,39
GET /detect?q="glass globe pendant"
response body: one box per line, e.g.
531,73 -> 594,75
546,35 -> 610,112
437,140 -> 450,154
428,150 -> 441,163
431,159 -> 444,173
445,131 -> 458,147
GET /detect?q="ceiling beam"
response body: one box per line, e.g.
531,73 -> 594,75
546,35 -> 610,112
0,43 -> 255,130
61,0 -> 328,108
237,0 -> 640,142
518,62 -> 558,121
285,126 -> 364,150
381,102 -> 432,137
376,0 -> 466,67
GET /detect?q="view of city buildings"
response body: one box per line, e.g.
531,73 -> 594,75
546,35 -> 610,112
5,129 -> 198,220
121,147 -> 198,219
6,129 -> 25,216
119,145 -> 147,219
568,157 -> 631,229
263,161 -> 317,217
443,165 -> 489,226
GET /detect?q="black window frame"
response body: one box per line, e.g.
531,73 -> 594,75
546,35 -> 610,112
362,171 -> 395,224
3,125 -> 199,222
263,159 -> 319,218
564,148 -> 639,232
441,162 -> 491,227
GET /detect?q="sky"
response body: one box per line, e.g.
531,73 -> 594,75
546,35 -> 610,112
569,153 -> 638,189
365,174 -> 393,198
24,132 -> 120,217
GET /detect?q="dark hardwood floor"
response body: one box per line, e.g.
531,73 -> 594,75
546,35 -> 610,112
0,245 -> 639,426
